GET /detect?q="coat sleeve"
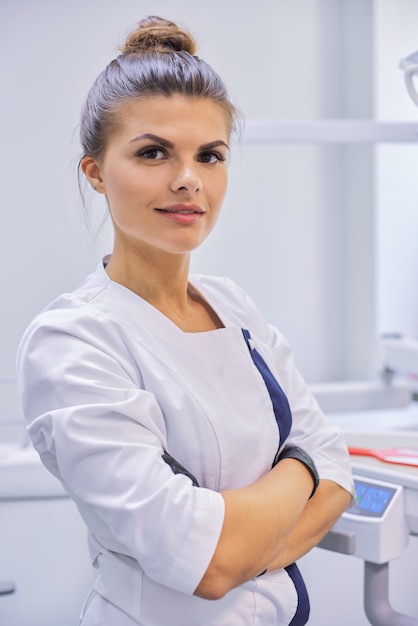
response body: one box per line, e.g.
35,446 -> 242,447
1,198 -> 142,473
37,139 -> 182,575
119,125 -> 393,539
265,323 -> 354,498
16,309 -> 225,595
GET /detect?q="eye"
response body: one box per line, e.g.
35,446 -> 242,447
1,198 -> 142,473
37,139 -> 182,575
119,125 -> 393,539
136,146 -> 167,160
198,151 -> 226,164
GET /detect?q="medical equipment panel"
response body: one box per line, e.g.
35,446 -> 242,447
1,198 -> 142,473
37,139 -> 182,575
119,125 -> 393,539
335,475 -> 408,564
352,478 -> 396,517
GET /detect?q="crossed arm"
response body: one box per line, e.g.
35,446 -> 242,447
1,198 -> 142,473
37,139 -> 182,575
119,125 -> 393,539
194,459 -> 351,600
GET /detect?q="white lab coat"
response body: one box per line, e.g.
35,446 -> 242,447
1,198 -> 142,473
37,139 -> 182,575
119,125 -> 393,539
17,261 -> 353,626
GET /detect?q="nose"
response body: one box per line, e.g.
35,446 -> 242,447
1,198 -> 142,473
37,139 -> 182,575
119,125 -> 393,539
171,162 -> 202,194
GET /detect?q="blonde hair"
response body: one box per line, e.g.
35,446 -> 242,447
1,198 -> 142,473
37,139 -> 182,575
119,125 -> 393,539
80,16 -> 239,161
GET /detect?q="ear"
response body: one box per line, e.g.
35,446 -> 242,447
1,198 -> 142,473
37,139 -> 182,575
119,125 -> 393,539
80,156 -> 106,194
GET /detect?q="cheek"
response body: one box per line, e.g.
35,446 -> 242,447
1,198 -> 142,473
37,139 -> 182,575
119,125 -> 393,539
104,171 -> 151,210
213,171 -> 228,207
207,176 -> 228,229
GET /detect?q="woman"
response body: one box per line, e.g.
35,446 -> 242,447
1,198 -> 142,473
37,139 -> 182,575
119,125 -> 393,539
17,16 -> 353,626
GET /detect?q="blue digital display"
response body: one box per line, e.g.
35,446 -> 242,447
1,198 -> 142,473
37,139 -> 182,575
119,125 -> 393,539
352,479 -> 396,518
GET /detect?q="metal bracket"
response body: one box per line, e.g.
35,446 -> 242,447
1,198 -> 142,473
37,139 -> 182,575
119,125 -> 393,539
364,561 -> 418,626
0,580 -> 15,596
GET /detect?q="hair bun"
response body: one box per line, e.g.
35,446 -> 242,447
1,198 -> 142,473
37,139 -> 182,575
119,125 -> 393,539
120,16 -> 197,56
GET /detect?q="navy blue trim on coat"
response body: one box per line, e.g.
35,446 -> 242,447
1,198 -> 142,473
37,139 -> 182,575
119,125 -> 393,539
242,330 -> 309,624
285,562 -> 310,625
241,329 -> 292,446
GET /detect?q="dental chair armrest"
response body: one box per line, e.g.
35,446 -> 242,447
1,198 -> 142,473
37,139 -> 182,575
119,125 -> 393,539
317,528 -> 356,555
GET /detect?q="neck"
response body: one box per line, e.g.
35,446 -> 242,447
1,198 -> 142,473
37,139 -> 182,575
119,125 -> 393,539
105,242 -> 223,332
105,243 -> 191,307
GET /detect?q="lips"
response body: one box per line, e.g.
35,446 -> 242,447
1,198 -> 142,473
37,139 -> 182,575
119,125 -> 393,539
154,204 -> 206,224
156,204 -> 205,214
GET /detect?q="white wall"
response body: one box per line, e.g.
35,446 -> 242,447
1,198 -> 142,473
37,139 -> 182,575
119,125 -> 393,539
374,0 -> 418,338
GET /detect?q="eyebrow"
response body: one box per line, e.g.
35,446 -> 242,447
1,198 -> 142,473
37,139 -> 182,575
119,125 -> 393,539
129,133 -> 229,151
129,133 -> 174,148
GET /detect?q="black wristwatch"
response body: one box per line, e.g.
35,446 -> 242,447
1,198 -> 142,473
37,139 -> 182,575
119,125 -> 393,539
272,445 -> 320,498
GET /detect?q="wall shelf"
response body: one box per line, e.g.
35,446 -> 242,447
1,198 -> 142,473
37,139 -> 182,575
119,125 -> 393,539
242,120 -> 418,144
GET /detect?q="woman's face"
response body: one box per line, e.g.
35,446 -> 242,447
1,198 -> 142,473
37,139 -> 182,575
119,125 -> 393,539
83,94 -> 230,259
